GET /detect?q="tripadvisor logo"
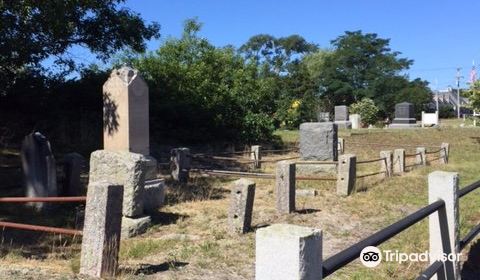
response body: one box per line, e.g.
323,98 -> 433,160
360,246 -> 382,268
359,246 -> 462,268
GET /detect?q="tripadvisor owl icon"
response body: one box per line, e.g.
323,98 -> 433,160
360,246 -> 382,268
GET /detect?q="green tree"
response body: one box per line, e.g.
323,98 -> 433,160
395,78 -> 433,118
126,19 -> 276,143
317,31 -> 412,115
466,80 -> 480,111
0,0 -> 160,92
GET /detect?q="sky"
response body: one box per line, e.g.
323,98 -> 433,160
82,0 -> 480,90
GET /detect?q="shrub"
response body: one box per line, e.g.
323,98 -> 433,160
350,98 -> 380,125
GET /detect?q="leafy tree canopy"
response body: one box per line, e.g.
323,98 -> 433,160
0,0 -> 160,92
317,31 -> 413,114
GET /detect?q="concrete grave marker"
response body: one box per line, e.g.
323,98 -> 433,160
228,179 -> 256,234
276,161 -> 296,214
299,122 -> 338,161
390,102 -> 417,128
63,152 -> 85,196
21,132 -> 57,209
334,105 -> 352,129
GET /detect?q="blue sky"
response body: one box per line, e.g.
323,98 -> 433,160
81,0 -> 480,90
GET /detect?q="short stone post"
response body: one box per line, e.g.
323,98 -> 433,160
276,161 -> 296,214
170,148 -> 191,183
338,138 -> 345,154
379,151 -> 392,178
428,171 -> 459,280
416,147 -> 426,166
336,154 -> 356,196
256,224 -> 322,280
251,145 -> 262,169
80,181 -> 124,278
440,143 -> 450,164
228,179 -> 256,234
393,149 -> 405,174
63,153 -> 85,196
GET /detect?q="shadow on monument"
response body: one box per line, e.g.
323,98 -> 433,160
461,239 -> 480,279
103,92 -> 119,136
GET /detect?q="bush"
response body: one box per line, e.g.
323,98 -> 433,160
350,98 -> 379,125
439,105 -> 455,118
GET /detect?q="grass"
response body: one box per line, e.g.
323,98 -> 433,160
1,121 -> 480,279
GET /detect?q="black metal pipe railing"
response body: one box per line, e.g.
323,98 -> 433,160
322,200 -> 445,277
458,180 -> 480,198
416,260 -> 444,280
460,223 -> 480,251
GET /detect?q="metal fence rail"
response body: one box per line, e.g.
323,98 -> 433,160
0,196 -> 86,236
357,158 -> 385,164
0,221 -> 82,236
322,199 -> 446,277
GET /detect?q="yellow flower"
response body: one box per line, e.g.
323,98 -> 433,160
291,100 -> 301,109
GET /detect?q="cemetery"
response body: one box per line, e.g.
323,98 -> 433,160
2,2 -> 480,280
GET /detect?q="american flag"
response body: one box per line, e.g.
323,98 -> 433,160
470,61 -> 477,84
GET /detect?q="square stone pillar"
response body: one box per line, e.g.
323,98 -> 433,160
276,161 -> 296,214
103,66 -> 150,155
393,149 -> 405,174
228,179 -> 256,234
379,150 -> 392,178
256,224 -> 322,280
170,148 -> 191,183
336,154 -> 356,196
416,147 -> 426,166
428,171 -> 459,280
80,181 -> 123,278
251,145 -> 262,169
440,143 -> 450,164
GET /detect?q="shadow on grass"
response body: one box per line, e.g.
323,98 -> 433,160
121,261 -> 189,276
149,211 -> 189,226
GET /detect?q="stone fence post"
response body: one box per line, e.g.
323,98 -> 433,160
440,143 -> 450,164
338,138 -> 345,155
276,161 -> 296,214
336,154 -> 356,196
80,181 -> 124,278
428,171 -> 459,280
251,145 -> 262,169
393,149 -> 405,174
256,224 -> 322,280
228,179 -> 256,234
379,151 -> 392,178
416,147 -> 426,166
170,148 -> 191,183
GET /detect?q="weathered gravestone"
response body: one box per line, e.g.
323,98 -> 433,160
334,105 -> 352,129
299,122 -> 338,161
63,152 -> 85,196
20,132 -> 57,209
317,112 -> 330,122
350,114 -> 361,129
389,102 -> 418,128
103,66 -> 157,179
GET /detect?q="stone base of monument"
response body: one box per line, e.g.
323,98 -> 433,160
122,216 -> 152,239
143,179 -> 165,214
296,164 -> 337,175
388,123 -> 419,129
143,156 -> 158,180
334,120 -> 352,129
